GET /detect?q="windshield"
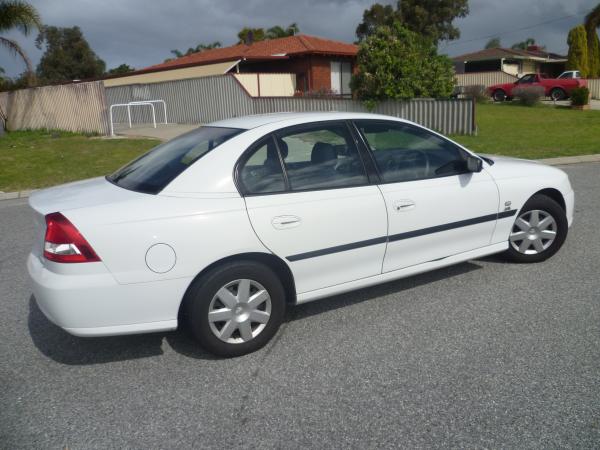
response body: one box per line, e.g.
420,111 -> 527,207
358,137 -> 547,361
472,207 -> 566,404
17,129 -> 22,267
107,126 -> 243,194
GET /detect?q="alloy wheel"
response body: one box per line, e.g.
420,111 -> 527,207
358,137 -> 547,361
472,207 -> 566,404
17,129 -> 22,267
509,209 -> 557,255
208,279 -> 272,344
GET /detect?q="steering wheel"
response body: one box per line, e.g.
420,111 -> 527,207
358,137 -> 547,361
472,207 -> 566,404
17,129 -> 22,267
386,150 -> 429,179
334,158 -> 362,175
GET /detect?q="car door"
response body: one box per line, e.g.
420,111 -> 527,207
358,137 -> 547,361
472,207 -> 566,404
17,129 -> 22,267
239,121 -> 388,294
353,120 -> 500,273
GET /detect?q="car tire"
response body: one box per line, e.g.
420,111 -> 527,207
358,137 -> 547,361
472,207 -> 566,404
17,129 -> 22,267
183,261 -> 286,357
550,88 -> 566,101
493,89 -> 506,102
503,194 -> 568,263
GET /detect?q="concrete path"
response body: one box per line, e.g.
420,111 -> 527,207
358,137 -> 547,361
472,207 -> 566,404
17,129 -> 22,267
114,123 -> 199,141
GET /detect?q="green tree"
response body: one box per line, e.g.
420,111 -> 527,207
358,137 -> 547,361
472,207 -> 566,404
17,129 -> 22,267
35,25 -> 105,83
0,69 -> 28,91
237,27 -> 265,44
266,23 -> 299,39
0,0 -> 42,85
484,37 -> 501,49
355,4 -> 396,42
567,25 -> 589,78
356,0 -> 469,43
510,37 -> 544,50
351,22 -> 455,102
106,64 -> 134,75
585,5 -> 600,77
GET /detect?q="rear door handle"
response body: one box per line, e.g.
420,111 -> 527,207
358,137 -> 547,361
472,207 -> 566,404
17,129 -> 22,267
271,215 -> 301,229
393,199 -> 415,212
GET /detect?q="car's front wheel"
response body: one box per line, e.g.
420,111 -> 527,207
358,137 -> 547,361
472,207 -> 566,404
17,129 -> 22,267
504,194 -> 568,263
184,261 -> 286,357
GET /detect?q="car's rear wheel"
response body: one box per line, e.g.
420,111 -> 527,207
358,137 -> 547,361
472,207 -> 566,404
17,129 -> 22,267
550,88 -> 566,101
184,261 -> 286,357
504,194 -> 568,263
493,89 -> 506,102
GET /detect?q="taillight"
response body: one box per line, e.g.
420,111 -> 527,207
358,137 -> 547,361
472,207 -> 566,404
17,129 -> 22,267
44,212 -> 101,263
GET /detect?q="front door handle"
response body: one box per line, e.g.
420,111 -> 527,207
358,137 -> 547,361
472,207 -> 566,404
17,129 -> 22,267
393,199 -> 415,212
272,215 -> 302,229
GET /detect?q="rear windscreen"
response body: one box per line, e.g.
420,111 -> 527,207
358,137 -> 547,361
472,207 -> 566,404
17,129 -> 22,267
107,126 -> 243,194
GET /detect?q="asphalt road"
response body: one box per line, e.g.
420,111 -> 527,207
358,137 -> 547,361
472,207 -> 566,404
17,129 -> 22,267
1,163 -> 599,449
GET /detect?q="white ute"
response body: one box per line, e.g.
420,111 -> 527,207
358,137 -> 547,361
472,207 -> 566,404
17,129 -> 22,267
28,112 -> 574,356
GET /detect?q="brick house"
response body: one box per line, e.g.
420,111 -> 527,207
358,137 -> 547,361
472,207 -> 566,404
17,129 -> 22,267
105,35 -> 358,96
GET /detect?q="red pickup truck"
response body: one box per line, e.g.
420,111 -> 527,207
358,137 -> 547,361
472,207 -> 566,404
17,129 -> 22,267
488,73 -> 587,102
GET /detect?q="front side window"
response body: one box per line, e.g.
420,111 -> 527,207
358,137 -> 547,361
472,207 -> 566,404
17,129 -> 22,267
277,123 -> 368,191
108,126 -> 242,194
355,121 -> 468,183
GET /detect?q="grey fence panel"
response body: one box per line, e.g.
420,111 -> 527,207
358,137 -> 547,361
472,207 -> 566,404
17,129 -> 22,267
105,75 -> 475,135
587,79 -> 600,99
455,71 -> 518,87
1,81 -> 108,134
105,75 -> 255,126
252,97 -> 474,134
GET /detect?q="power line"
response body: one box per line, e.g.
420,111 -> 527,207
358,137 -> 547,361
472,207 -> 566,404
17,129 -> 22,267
443,10 -> 588,47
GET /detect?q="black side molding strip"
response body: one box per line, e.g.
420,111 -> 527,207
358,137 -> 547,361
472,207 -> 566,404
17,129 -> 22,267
388,209 -> 516,242
285,209 -> 517,262
286,236 -> 388,262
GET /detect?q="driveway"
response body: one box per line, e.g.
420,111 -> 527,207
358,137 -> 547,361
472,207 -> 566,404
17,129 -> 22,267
1,163 -> 599,449
541,98 -> 600,110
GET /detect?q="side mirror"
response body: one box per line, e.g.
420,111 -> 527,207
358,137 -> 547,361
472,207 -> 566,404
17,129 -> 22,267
466,155 -> 483,173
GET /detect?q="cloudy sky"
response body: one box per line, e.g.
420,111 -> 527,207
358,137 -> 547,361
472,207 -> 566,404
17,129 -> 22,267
2,0 -> 598,77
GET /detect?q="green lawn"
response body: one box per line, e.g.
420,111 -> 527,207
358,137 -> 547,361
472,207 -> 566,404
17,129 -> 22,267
451,103 -> 600,159
0,130 -> 159,192
1,104 -> 598,192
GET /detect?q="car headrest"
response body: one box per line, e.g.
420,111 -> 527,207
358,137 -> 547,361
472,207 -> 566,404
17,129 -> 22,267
311,142 -> 337,164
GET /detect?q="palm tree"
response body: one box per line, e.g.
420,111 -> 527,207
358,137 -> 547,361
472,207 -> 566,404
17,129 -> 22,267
0,0 -> 42,83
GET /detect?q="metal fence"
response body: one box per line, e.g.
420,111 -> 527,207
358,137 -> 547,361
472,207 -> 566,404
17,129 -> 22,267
455,71 -> 518,87
0,81 -> 108,134
105,75 -> 254,125
588,79 -> 600,99
106,75 -> 476,135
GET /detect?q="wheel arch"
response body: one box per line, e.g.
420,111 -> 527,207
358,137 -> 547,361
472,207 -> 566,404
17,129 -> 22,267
177,252 -> 297,325
532,188 -> 566,211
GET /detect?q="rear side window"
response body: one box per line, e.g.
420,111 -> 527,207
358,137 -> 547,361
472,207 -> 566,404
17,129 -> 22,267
239,137 -> 286,194
278,123 -> 368,191
108,126 -> 242,194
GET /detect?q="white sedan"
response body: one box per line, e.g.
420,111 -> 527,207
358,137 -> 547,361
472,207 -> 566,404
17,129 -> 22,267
28,112 -> 574,356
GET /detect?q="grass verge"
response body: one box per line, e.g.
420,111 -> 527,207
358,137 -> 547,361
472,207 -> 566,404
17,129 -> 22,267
451,103 -> 600,159
0,130 -> 159,192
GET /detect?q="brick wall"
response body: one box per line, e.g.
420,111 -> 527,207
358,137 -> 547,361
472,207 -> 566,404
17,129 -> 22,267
238,55 -> 354,93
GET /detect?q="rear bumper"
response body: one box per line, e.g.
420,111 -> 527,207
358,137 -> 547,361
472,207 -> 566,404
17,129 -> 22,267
27,253 -> 187,336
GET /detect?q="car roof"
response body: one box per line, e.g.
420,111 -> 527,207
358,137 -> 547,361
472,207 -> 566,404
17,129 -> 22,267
208,111 -> 411,130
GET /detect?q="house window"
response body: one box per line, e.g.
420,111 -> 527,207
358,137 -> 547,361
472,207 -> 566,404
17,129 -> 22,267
330,61 -> 352,96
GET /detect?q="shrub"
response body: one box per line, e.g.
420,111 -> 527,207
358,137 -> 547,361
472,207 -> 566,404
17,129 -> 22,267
351,22 -> 455,101
463,85 -> 488,103
570,87 -> 590,106
512,86 -> 544,106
